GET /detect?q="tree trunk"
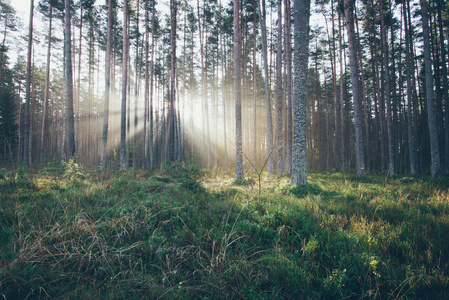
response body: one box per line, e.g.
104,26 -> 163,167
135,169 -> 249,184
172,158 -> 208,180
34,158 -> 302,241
149,0 -> 155,169
338,8 -> 345,173
380,0 -> 394,175
284,0 -> 292,174
65,0 -> 75,159
436,1 -> 449,174
166,0 -> 177,165
143,0 -> 149,169
101,0 -> 112,169
291,0 -> 310,185
120,0 -> 129,170
23,0 -> 34,165
234,0 -> 243,179
258,0 -> 274,176
344,0 -> 365,176
133,0 -> 140,169
402,0 -> 417,174
276,0 -> 283,178
420,0 -> 440,178
40,5 -> 52,162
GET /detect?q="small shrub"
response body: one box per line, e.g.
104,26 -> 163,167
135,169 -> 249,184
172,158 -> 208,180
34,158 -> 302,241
290,183 -> 323,198
232,177 -> 255,186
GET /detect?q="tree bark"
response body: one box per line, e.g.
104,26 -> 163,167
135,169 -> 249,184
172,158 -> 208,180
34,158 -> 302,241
420,0 -> 440,178
120,0 -> 129,170
101,0 -> 112,169
258,0 -> 274,176
344,0 -> 365,176
291,0 -> 310,185
65,0 -> 75,159
40,5 -> 52,162
284,0 -> 292,174
23,0 -> 34,165
234,0 -> 243,178
276,0 -> 283,178
166,0 -> 177,166
380,0 -> 394,175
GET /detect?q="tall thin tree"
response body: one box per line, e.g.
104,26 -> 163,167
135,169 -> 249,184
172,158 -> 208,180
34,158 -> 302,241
23,0 -> 34,165
120,0 -> 129,170
344,0 -> 365,176
258,0 -> 274,176
101,0 -> 112,169
65,0 -> 75,158
420,0 -> 440,178
166,0 -> 177,165
380,0 -> 394,175
40,3 -> 52,162
276,0 -> 283,178
234,0 -> 243,179
291,0 -> 310,185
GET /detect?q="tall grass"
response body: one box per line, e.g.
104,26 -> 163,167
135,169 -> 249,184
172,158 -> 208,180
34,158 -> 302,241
1,164 -> 448,299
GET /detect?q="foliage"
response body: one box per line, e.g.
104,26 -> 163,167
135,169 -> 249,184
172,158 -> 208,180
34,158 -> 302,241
1,170 -> 449,299
0,88 -> 18,163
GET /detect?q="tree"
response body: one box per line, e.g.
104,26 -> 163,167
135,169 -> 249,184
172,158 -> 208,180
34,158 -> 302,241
65,0 -> 75,158
284,0 -> 292,174
276,0 -> 283,178
166,0 -> 177,166
343,0 -> 365,177
100,0 -> 112,169
234,0 -> 243,179
419,0 -> 440,178
23,0 -> 34,165
258,0 -> 274,176
379,0 -> 394,175
0,1 -> 18,88
120,0 -> 129,170
291,0 -> 310,185
0,87 -> 18,163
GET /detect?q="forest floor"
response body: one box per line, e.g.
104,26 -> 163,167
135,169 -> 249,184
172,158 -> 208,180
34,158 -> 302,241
1,160 -> 449,299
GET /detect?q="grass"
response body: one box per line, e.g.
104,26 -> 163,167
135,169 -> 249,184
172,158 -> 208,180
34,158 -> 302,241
1,162 -> 449,299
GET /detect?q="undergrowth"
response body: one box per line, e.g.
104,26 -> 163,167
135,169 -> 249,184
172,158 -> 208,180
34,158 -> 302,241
1,166 -> 448,299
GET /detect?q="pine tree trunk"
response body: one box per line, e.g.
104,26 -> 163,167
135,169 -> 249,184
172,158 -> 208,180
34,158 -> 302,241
258,0 -> 274,176
284,0 -> 292,174
436,1 -> 449,174
402,0 -> 418,175
166,0 -> 177,166
143,0 -> 149,169
65,0 -> 75,159
380,0 -> 394,175
338,9 -> 345,173
420,0 -> 441,178
234,0 -> 243,179
276,0 -> 283,178
120,0 -> 129,170
291,0 -> 310,185
101,0 -> 112,169
344,0 -> 365,176
23,0 -> 34,165
149,1 -> 155,169
40,6 -> 52,162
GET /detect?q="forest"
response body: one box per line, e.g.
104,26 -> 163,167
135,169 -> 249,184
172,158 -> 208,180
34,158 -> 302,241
1,0 -> 449,298
0,0 -> 446,179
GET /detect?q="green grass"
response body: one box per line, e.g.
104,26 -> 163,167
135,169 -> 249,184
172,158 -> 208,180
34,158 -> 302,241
1,164 -> 449,299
